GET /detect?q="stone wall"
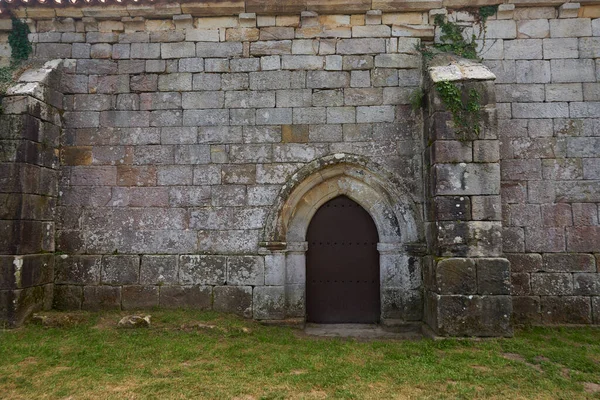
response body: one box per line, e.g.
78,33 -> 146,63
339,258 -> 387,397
0,0 -> 599,331
25,11 -> 426,322
483,7 -> 600,325
0,60 -> 63,327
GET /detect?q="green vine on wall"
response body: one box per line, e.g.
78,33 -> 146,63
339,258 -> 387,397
8,17 -> 32,62
424,6 -> 497,140
433,14 -> 478,60
427,5 -> 500,60
0,16 -> 33,97
435,80 -> 482,140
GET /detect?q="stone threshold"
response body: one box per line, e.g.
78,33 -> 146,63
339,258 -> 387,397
304,322 -> 423,339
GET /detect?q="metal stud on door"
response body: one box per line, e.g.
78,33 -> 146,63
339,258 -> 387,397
306,195 -> 380,323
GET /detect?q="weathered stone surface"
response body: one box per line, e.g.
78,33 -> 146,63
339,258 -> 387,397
140,255 -> 178,285
213,286 -> 253,318
433,258 -> 477,295
541,296 -> 592,324
253,286 -> 285,319
179,255 -> 226,285
101,256 -> 139,285
159,286 -> 213,309
82,286 -> 121,311
427,293 -> 513,337
117,314 -> 151,328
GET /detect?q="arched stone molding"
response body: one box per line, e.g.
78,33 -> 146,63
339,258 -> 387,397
260,153 -> 424,324
262,153 -> 423,247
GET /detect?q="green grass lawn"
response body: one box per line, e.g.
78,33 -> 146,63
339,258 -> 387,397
1,311 -> 599,399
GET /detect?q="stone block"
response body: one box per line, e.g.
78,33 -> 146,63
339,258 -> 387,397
511,273 -> 531,296
253,286 -> 285,320
186,28 -> 220,42
82,286 -> 121,311
179,58 -> 205,73
517,19 -> 550,39
512,296 -> 541,325
100,256 -> 140,286
157,165 -> 194,185
211,185 -> 246,206
515,60 -> 550,83
160,42 -> 196,59
250,40 -> 292,55
504,39 -> 543,59
433,163 -> 500,196
90,43 -> 112,59
53,285 -> 83,311
264,253 -> 286,286
567,227 -> 600,252
542,38 -> 578,59
140,255 -> 178,285
197,42 -> 243,57
374,53 -> 420,68
204,58 -> 230,72
431,196 -> 470,221
183,110 -> 229,126
430,140 -> 471,163
256,108 -> 293,125
471,195 -> 501,221
572,203 -> 599,226
224,90 -> 274,108
541,203 -> 573,227
525,227 -> 566,253
179,255 -> 226,285
512,102 -> 568,118
158,73 -> 193,91
541,296 -> 591,324
427,293 -> 513,337
182,92 -> 224,109
227,256 -> 265,286
130,75 -> 159,92
293,108 -> 326,124
305,71 -> 349,89
574,274 -> 600,296
243,126 -> 281,143
433,221 -> 503,258
230,109 -> 256,126
213,286 -> 253,318
381,288 -> 422,321
261,55 -> 281,70
356,106 -> 395,123
352,25 -> 391,37
122,286 -> 159,310
551,59 -> 596,83
336,38 -> 386,54
55,255 -> 101,285
433,258 -> 476,295
159,286 -> 212,309
192,165 -> 221,185
579,37 -> 600,58
351,70 -> 371,87
549,18 -> 592,37
476,258 -> 510,295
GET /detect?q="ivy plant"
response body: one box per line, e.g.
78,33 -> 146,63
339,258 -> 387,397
435,80 -> 482,140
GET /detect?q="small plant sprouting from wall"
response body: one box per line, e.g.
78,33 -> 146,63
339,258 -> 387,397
409,88 -> 424,112
435,80 -> 482,140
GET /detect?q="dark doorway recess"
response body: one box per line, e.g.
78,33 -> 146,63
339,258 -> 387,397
306,195 -> 380,323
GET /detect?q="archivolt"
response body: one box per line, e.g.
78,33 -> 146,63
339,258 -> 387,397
262,153 -> 422,245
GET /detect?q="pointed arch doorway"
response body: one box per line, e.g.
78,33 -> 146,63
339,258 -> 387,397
306,195 -> 380,323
